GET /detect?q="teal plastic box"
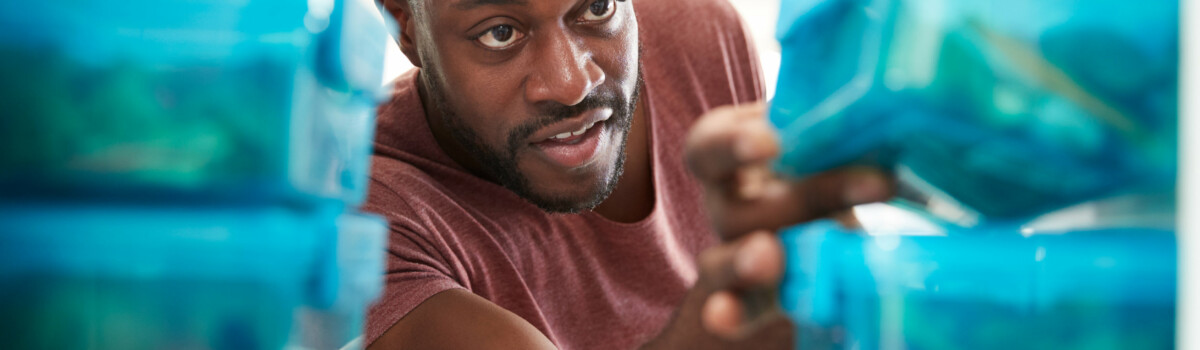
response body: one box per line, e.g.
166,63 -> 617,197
0,0 -> 394,206
289,213 -> 388,350
770,0 -> 1178,218
779,218 -> 1177,350
0,203 -> 387,350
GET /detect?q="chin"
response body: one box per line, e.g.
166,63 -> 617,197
521,171 -> 616,213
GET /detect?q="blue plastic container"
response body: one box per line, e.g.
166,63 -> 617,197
0,0 -> 395,206
779,217 -> 1177,350
771,0 -> 1178,219
0,202 -> 386,350
289,212 -> 388,350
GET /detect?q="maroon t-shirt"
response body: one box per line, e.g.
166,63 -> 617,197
364,0 -> 764,348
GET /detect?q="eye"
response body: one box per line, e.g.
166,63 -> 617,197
476,25 -> 524,49
580,0 -> 616,22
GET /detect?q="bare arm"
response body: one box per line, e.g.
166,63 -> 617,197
368,289 -> 557,350
366,235 -> 794,350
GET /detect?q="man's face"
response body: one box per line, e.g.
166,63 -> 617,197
406,0 -> 641,213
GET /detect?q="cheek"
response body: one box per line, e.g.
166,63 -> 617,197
437,65 -> 526,147
607,16 -> 641,95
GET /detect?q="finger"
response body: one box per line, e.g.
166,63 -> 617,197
702,294 -> 794,342
685,103 -> 778,185
713,167 -> 893,238
696,232 -> 786,341
696,231 -> 784,292
701,291 -> 744,339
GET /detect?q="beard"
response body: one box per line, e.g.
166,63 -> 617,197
421,64 -> 643,214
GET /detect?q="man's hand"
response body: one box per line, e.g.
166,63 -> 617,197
640,231 -> 794,349
644,102 -> 893,349
685,102 -> 893,239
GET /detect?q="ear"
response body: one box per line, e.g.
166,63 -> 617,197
383,0 -> 423,68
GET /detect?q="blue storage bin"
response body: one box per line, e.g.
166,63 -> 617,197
0,0 -> 395,206
770,0 -> 1178,219
289,213 -> 387,350
779,216 -> 1177,350
0,202 -> 377,350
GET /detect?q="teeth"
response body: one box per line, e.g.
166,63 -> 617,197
550,122 -> 598,140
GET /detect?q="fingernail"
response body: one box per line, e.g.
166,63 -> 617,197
843,172 -> 888,205
702,292 -> 743,338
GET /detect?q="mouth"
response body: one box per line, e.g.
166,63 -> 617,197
529,108 -> 614,169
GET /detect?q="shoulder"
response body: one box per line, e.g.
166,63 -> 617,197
365,155 -> 455,229
634,0 -> 764,113
634,0 -> 758,65
634,0 -> 747,33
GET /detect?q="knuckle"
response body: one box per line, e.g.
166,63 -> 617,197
697,247 -> 727,276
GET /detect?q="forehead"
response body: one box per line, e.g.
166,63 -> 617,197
452,0 -> 529,10
423,0 -> 593,16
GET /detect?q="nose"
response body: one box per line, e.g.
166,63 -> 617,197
524,29 -> 606,107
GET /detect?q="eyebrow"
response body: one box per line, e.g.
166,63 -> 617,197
453,0 -> 528,10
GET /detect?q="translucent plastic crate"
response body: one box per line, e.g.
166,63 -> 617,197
770,0 -> 1178,219
0,203 -> 386,350
288,213 -> 387,350
779,217 -> 1177,350
0,0 -> 394,206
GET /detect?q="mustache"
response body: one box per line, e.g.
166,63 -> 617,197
505,91 -> 627,151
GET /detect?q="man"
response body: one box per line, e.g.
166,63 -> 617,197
366,0 -> 892,348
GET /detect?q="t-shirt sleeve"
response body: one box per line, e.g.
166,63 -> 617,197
362,181 -> 468,346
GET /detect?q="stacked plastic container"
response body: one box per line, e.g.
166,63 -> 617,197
0,0 -> 394,349
771,0 -> 1178,219
770,0 -> 1179,349
779,216 -> 1177,350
